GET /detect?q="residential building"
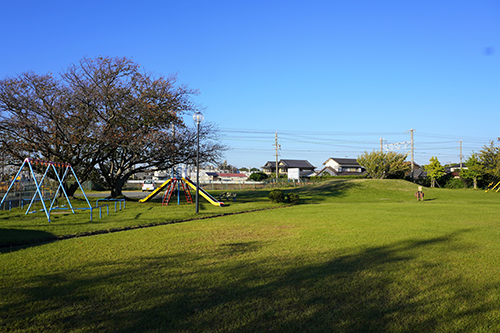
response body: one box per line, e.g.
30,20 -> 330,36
217,173 -> 248,182
262,159 -> 316,177
315,158 -> 366,176
445,164 -> 467,178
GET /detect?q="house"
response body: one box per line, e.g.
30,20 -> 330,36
217,173 -> 248,182
445,164 -> 467,178
315,158 -> 366,177
262,159 -> 316,177
205,172 -> 220,181
262,161 -> 277,174
407,163 -> 425,179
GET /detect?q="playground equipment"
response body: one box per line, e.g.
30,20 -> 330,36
0,158 -> 111,222
139,176 -> 224,206
485,181 -> 500,193
162,178 -> 193,206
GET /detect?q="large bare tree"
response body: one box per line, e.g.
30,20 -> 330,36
0,56 -> 225,197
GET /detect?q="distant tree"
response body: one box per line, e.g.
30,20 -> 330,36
385,153 -> 411,179
357,151 -> 409,179
424,156 -> 446,187
250,167 -> 260,172
460,153 -> 484,189
357,151 -> 386,179
248,171 -> 268,181
239,167 -> 249,172
479,141 -> 500,183
218,160 -> 238,173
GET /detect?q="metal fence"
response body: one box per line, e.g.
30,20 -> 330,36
123,178 -> 313,191
0,181 -> 59,211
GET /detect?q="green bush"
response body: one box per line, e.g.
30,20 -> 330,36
445,177 -> 467,189
286,193 -> 300,204
248,172 -> 268,181
268,189 -> 285,203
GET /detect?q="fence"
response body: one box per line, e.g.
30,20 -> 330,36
122,178 -> 315,192
0,181 -> 59,211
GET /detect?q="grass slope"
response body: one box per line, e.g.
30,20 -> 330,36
1,179 -> 500,332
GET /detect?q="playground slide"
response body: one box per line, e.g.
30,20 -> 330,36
183,177 -> 224,206
139,179 -> 172,203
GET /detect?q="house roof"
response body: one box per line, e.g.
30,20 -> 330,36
218,173 -> 247,178
262,159 -> 315,169
205,172 -> 218,177
315,166 -> 338,176
262,161 -> 276,168
279,159 -> 316,169
324,158 -> 361,166
315,166 -> 367,177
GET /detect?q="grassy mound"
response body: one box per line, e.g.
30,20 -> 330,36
1,179 -> 500,331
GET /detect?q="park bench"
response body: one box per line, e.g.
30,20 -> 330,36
218,192 -> 237,201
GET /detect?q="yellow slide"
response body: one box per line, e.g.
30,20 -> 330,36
183,177 -> 224,206
139,179 -> 172,203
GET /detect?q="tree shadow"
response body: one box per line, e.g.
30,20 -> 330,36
0,228 -> 56,253
231,180 -> 361,205
286,179 -> 361,204
2,229 -> 496,332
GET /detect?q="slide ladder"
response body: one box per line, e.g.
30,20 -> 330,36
162,179 -> 193,205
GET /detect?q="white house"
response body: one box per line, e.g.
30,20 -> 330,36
316,158 -> 366,176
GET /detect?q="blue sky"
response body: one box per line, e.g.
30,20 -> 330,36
1,0 -> 498,170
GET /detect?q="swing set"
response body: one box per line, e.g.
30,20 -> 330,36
0,158 -> 111,222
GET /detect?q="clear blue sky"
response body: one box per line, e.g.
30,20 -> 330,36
1,0 -> 498,170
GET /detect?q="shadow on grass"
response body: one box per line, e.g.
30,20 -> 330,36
224,180 -> 361,205
286,179 -> 362,204
3,230 -> 497,332
0,228 -> 56,253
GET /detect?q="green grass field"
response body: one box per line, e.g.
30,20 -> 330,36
1,180 -> 500,332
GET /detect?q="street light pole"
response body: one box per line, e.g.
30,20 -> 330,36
193,111 -> 204,213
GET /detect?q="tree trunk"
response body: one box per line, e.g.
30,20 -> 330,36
473,177 -> 477,189
111,178 -> 127,197
66,182 -> 79,197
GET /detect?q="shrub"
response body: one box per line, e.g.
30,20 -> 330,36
248,172 -> 268,181
268,189 -> 285,203
445,177 -> 467,189
287,193 -> 300,204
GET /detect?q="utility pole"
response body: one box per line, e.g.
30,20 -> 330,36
410,129 -> 414,181
274,132 -> 280,183
404,129 -> 415,181
380,138 -> 384,152
459,139 -> 463,168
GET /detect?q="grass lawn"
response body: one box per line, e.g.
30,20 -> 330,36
1,179 -> 500,332
0,188 -> 281,246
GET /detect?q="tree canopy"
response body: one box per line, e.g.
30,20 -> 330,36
478,141 -> 500,183
357,151 -> 410,179
0,56 -> 225,197
424,156 -> 445,187
247,171 -> 268,182
460,153 -> 484,189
